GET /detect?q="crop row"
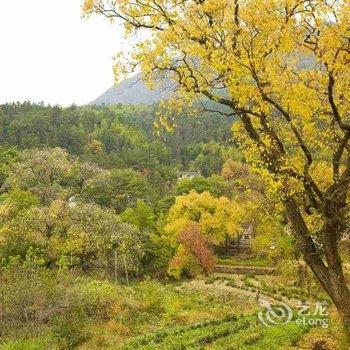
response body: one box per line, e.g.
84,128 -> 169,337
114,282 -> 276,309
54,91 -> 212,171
119,310 -> 315,350
205,274 -> 331,304
208,319 -> 311,349
118,314 -> 256,349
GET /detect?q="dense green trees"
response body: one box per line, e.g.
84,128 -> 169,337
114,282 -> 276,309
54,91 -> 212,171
175,175 -> 231,198
0,103 -> 231,273
0,101 -> 290,279
0,146 -> 18,187
0,103 -> 293,277
0,103 -> 234,182
81,168 -> 153,213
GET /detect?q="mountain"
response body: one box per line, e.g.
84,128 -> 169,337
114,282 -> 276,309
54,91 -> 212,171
91,55 -> 314,106
90,73 -> 170,105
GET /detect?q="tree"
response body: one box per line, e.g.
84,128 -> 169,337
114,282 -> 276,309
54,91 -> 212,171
81,168 -> 153,213
6,148 -> 73,203
192,142 -> 224,177
221,159 -> 266,194
120,199 -> 156,231
221,160 -> 249,181
168,223 -> 215,279
252,216 -> 295,263
85,0 -> 350,334
5,148 -> 102,204
175,175 -> 231,198
0,199 -> 144,272
165,191 -> 243,246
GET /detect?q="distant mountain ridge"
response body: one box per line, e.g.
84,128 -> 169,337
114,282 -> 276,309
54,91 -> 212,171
90,73 -> 169,105
91,55 -> 315,106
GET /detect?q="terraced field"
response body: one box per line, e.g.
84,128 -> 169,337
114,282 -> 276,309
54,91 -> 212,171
118,313 -> 312,350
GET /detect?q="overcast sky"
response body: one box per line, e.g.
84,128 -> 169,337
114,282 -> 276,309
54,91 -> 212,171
0,0 -> 124,106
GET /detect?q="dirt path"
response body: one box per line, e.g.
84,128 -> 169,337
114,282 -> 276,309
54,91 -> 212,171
215,264 -> 277,275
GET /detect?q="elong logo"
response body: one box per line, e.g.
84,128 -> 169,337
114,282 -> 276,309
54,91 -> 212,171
258,299 -> 329,328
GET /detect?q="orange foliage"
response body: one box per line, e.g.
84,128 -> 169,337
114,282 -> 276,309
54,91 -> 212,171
169,223 -> 215,277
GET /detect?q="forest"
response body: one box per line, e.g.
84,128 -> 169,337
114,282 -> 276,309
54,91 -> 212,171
0,101 -> 346,349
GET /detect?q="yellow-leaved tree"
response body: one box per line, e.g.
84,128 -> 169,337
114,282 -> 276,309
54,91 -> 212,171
165,190 -> 245,278
165,190 -> 244,246
84,0 -> 350,335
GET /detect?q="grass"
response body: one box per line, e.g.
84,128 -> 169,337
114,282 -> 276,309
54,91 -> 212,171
78,280 -> 258,349
0,267 -> 344,350
0,266 -> 257,350
0,335 -> 58,350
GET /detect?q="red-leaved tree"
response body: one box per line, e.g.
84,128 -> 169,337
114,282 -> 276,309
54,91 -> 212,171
169,224 -> 215,277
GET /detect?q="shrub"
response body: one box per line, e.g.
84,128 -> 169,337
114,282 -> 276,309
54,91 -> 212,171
52,312 -> 89,349
0,264 -> 122,347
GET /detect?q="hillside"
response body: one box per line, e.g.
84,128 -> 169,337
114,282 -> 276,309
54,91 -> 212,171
90,73 -> 170,105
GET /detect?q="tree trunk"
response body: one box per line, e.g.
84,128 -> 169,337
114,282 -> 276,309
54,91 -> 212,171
285,197 -> 350,343
342,315 -> 350,343
323,271 -> 350,341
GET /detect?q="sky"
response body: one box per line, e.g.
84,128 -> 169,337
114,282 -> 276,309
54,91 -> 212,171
0,0 -> 124,106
